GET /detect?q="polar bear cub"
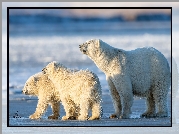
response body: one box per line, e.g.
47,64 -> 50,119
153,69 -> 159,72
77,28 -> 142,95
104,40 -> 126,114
79,39 -> 171,119
22,72 -> 61,119
42,61 -> 102,120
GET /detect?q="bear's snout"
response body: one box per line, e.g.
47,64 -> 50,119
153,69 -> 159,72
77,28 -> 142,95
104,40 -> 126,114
22,89 -> 28,94
42,68 -> 46,74
79,44 -> 87,54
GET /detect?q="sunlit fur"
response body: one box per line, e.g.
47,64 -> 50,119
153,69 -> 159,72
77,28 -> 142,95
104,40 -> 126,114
22,72 -> 61,120
42,61 -> 102,120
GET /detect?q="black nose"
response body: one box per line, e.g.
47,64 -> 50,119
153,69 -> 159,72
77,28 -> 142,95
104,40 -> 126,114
42,68 -> 46,74
83,50 -> 86,53
22,90 -> 27,94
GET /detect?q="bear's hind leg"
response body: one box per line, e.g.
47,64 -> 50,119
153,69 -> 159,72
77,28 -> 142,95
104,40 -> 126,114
153,82 -> 169,118
61,99 -> 76,120
157,102 -> 168,117
155,94 -> 168,117
88,102 -> 102,120
141,91 -> 156,118
107,78 -> 122,119
48,102 -> 60,120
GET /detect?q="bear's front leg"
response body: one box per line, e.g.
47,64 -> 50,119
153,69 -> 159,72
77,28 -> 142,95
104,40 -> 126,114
112,76 -> 133,119
29,99 -> 48,119
88,102 -> 102,120
107,77 -> 122,119
119,90 -> 133,119
48,102 -> 60,120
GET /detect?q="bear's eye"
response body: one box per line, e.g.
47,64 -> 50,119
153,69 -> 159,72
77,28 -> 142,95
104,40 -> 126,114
26,84 -> 28,86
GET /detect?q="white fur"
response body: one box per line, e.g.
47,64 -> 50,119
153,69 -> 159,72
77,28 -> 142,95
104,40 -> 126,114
22,72 -> 61,120
79,39 -> 171,119
42,61 -> 102,120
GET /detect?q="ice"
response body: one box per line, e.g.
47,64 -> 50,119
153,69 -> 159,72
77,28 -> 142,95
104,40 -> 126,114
8,33 -> 171,95
9,34 -> 171,65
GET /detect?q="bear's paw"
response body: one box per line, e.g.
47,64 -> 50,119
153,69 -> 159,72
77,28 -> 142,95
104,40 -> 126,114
48,115 -> 59,120
141,112 -> 156,118
29,114 -> 41,119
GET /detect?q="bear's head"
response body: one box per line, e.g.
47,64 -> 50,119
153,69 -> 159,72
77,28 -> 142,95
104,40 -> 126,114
79,39 -> 103,59
22,75 -> 40,96
42,61 -> 58,76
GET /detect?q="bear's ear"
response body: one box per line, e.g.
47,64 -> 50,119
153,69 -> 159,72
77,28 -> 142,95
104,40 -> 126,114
95,39 -> 101,48
33,76 -> 39,82
53,61 -> 59,70
51,61 -> 56,66
50,61 -> 56,69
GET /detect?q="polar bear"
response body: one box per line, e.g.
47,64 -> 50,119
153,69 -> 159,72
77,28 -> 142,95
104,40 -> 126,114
42,61 -> 102,120
79,39 -> 171,119
22,72 -> 61,120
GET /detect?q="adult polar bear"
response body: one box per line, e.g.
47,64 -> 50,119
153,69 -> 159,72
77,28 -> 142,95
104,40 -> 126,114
79,39 -> 171,119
